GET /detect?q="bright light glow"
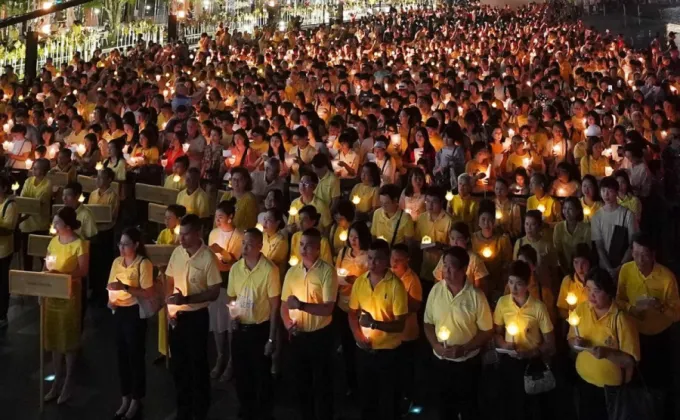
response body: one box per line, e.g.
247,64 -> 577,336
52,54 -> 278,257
351,195 -> 361,205
566,293 -> 578,306
445,191 -> 454,201
173,175 -> 181,183
289,207 -> 298,216
537,204 -> 546,213
437,325 -> 450,342
177,10 -> 186,18
339,230 -> 348,241
40,24 -> 51,35
255,223 -> 263,232
495,210 -> 502,220
506,322 -> 519,337
173,226 -> 180,235
481,247 -> 493,258
288,256 -> 299,266
42,1 -> 53,10
421,235 -> 432,245
568,312 -> 580,327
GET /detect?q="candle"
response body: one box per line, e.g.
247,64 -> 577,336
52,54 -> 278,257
25,159 -> 33,169
537,204 -> 546,213
163,89 -> 169,97
156,75 -> 161,82
582,118 -> 587,126
390,134 -> 401,145
506,322 -> 519,342
255,223 -> 264,232
173,225 -> 180,235
523,157 -> 531,168
49,224 -> 56,235
173,174 -> 181,182
508,128 -> 515,137
583,207 -> 591,217
45,254 -> 57,270
2,124 -> 9,133
558,188 -> 566,197
339,230 -> 348,241
11,182 -> 19,192
289,207 -> 298,216
228,300 -> 241,318
437,325 -> 451,348
360,326 -> 373,341
337,268 -> 349,277
553,144 -> 562,154
566,292 -> 578,307
661,130 -> 668,138
602,148 -> 612,157
288,256 -> 299,266
445,191 -> 454,201
352,195 -> 361,205
672,86 -> 677,94
495,210 -> 502,220
604,166 -> 613,176
481,247 -> 493,258
568,312 -> 581,336
78,194 -> 85,203
182,144 -> 189,153
76,144 -> 86,156
95,162 -> 104,171
457,106 -> 463,115
421,235 -> 432,245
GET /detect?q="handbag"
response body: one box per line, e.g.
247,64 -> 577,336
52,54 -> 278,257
604,311 -> 657,420
608,209 -> 631,268
523,360 -> 556,395
135,258 -> 165,319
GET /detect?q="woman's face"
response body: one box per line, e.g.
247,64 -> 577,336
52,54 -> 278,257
563,200 -> 578,222
118,234 -> 137,258
214,209 -> 232,230
52,215 -> 68,235
411,173 -> 425,190
586,279 -> 611,309
270,135 -> 282,150
298,212 -> 315,231
348,228 -> 361,250
524,216 -> 540,237
479,212 -> 494,231
231,172 -> 247,193
573,256 -> 590,279
72,120 -> 82,131
264,190 -> 277,210
582,179 -> 595,198
592,141 -> 604,157
449,229 -> 468,248
262,210 -> 278,233
361,166 -> 372,184
508,275 -> 529,299
616,176 -> 629,195
494,181 -> 508,199
107,119 -> 116,131
235,133 -> 246,147
530,176 -> 543,195
140,135 -> 149,148
492,128 -> 503,141
42,131 -> 51,142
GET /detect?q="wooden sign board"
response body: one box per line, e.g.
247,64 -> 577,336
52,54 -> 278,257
52,204 -> 112,223
47,172 -> 69,188
28,234 -> 52,257
9,270 -> 72,299
136,183 -> 178,206
77,175 -> 119,194
148,203 -> 168,224
147,245 -> 177,267
16,197 -> 43,215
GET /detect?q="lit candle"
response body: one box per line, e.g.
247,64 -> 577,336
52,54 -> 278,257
339,230 -> 348,241
672,86 -> 677,94
508,128 -> 515,137
537,204 -> 546,213
163,89 -> 169,97
337,268 -> 349,277
583,207 -> 591,217
25,158 -> 33,169
289,207 -> 298,216
523,157 -> 531,168
506,322 -> 519,343
437,325 -> 451,348
604,166 -> 613,176
228,300 -> 240,318
288,256 -> 299,266
495,210 -> 502,220
568,312 -> 581,336
173,225 -> 180,235
173,175 -> 181,183
255,223 -> 264,232
445,191 -> 454,201
582,118 -> 587,126
662,130 -> 668,138
11,182 -> 19,192
49,224 -> 56,235
78,194 -> 85,203
566,292 -> 578,307
457,106 -> 463,115
45,254 -> 57,270
351,195 -> 361,205
482,247 -> 493,258
558,188 -> 566,197
552,144 -> 562,154
76,144 -> 86,156
156,75 -> 161,82
182,144 -> 190,153
95,162 -> 104,171
421,235 -> 432,245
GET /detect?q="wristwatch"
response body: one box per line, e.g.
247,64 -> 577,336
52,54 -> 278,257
370,321 -> 377,330
124,284 -> 130,292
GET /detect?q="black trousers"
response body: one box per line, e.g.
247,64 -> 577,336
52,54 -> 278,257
357,346 -> 400,420
114,305 -> 147,399
433,353 -> 481,420
499,355 -> 555,420
0,254 -> 12,320
577,377 -> 609,420
289,325 -> 334,420
232,322 -> 273,420
89,228 -> 115,306
639,330 -> 673,419
333,307 -> 357,391
170,308 -> 211,420
399,339 -> 418,403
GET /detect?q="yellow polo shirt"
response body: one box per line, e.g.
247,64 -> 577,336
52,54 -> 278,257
221,191 -> 258,231
618,194 -> 641,220
208,228 -> 244,264
447,195 -> 478,230
165,243 -> 222,316
580,155 -> 609,179
569,303 -> 640,387
75,204 -> 98,239
157,228 -> 178,245
107,256 -> 154,307
349,183 -> 379,213
553,221 -> 591,270
527,194 -> 561,225
335,248 -> 368,312
19,177 -> 53,233
493,294 -> 553,351
88,186 -> 119,231
424,280 -> 493,361
288,195 -> 332,230
177,188 -> 210,218
289,144 -> 317,183
616,262 -> 680,336
370,209 -> 414,246
417,211 -> 453,282
557,274 -> 588,314
227,255 -> 281,325
433,251 -> 489,287
164,175 -> 186,191
106,159 -> 126,181
398,268 -> 422,342
349,270 -> 409,350
315,171 -> 340,207
513,236 -> 557,270
290,231 -> 332,265
580,198 -> 602,223
47,236 -> 88,274
0,196 -> 18,258
262,230 -> 289,269
281,259 -> 337,332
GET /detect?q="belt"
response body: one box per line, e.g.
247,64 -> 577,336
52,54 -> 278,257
238,321 -> 270,332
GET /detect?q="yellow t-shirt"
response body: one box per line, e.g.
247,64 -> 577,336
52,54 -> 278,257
208,228 -> 244,265
580,155 -> 609,179
47,236 -> 88,274
165,244 -> 223,316
74,204 -> 98,240
107,256 -> 154,307
0,196 -> 18,258
416,211 -> 453,282
371,209 -> 415,246
249,140 -> 269,156
157,228 -> 178,245
349,183 -> 379,213
581,198 -> 602,223
221,191 -> 259,231
513,236 -> 557,273
262,230 -> 289,269
290,231 -> 332,265
447,194 -> 479,230
553,221 -> 591,270
315,171 -> 341,207
505,152 -> 530,174
424,280 -> 493,361
557,274 -> 588,314
349,270 -> 409,350
88,186 -> 119,231
227,255 -> 281,324
281,259 -> 338,332
398,268 -> 422,342
493,294 -> 553,351
470,231 -> 513,291
433,251 -> 489,287
335,247 -> 368,312
131,146 -> 160,164
177,188 -> 210,218
569,303 -> 640,387
164,175 -> 186,191
616,261 -> 680,336
106,159 -> 126,181
19,176 -> 53,233
618,194 -> 641,220
288,195 -> 332,230
527,194 -> 561,225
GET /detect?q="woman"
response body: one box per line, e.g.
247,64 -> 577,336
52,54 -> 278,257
550,162 -> 580,198
349,162 -> 381,219
494,260 -> 555,420
267,132 -> 289,177
106,227 -> 154,419
493,178 -> 522,239
556,242 -> 591,320
44,207 -> 89,404
75,133 -> 101,176
0,175 -> 17,328
329,199 -> 355,256
471,201 -> 512,300
225,129 -> 259,172
553,197 -> 591,275
372,139 -> 396,185
106,141 -> 127,182
261,208 -> 289,276
580,175 -> 602,223
221,167 -> 258,231
569,268 -> 639,420
580,136 -> 610,179
334,221 -> 370,395
399,167 -> 427,221
614,169 -> 642,224
103,114 -> 125,143
403,127 -> 436,171
65,115 -> 87,146
208,199 -> 244,382
257,189 -> 288,226
448,174 -> 479,231
433,222 -> 490,290
131,129 -> 160,165
201,126 -> 224,185
335,132 -> 359,179
465,142 -> 494,192
122,122 -> 139,155
527,173 -> 562,229
514,210 -> 558,286
162,131 -> 186,175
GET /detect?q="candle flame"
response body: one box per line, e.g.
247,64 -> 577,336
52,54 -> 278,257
173,226 -> 180,235
568,312 -> 581,327
255,223 -> 264,232
95,162 -> 104,171
351,195 -> 361,205
421,235 -> 432,245
339,230 -> 348,241
337,268 -> 349,277
437,325 -> 451,342
445,191 -> 454,201
537,204 -> 546,213
495,210 -> 502,220
482,247 -> 493,258
288,256 -> 299,266
506,322 -> 519,336
566,293 -> 578,306
289,207 -> 298,216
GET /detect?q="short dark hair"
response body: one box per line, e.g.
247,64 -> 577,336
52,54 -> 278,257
64,181 -> 83,196
244,228 -> 263,242
573,242 -> 593,262
175,155 -> 190,169
369,239 -> 391,259
301,227 -> 322,242
391,243 -> 409,257
443,246 -> 470,270
508,260 -> 531,284
299,205 -> 320,226
525,210 -> 544,226
586,267 -> 617,298
180,214 -> 202,232
217,198 -> 237,217
332,199 -> 355,222
632,232 -> 655,253
600,176 -> 619,192
379,184 -> 401,201
166,204 -> 187,219
517,244 -> 538,266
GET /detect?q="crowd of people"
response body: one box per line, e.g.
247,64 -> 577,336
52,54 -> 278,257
1,1 -> 680,420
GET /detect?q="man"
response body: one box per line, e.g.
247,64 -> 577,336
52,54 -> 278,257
424,246 -> 493,420
592,176 -> 637,277
624,142 -> 652,198
311,154 -> 340,210
62,182 -> 98,240
281,228 -> 337,420
227,228 -> 281,420
164,155 -> 189,190
389,243 -> 422,412
617,232 -> 680,418
349,240 -> 408,420
19,158 -> 52,271
176,167 -> 210,218
251,158 -> 285,200
416,186 -> 453,283
165,214 -> 221,420
6,125 -> 33,170
87,168 -> 119,305
371,184 -> 415,246
287,172 -> 332,232
289,126 -> 318,184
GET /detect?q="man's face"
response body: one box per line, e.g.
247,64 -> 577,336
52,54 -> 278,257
368,249 -> 389,275
390,251 -> 408,273
299,234 -> 320,261
241,232 -> 263,259
179,225 -> 200,249
632,242 -> 654,271
62,188 -> 78,208
379,195 -> 398,213
600,186 -> 617,204
96,171 -> 110,189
